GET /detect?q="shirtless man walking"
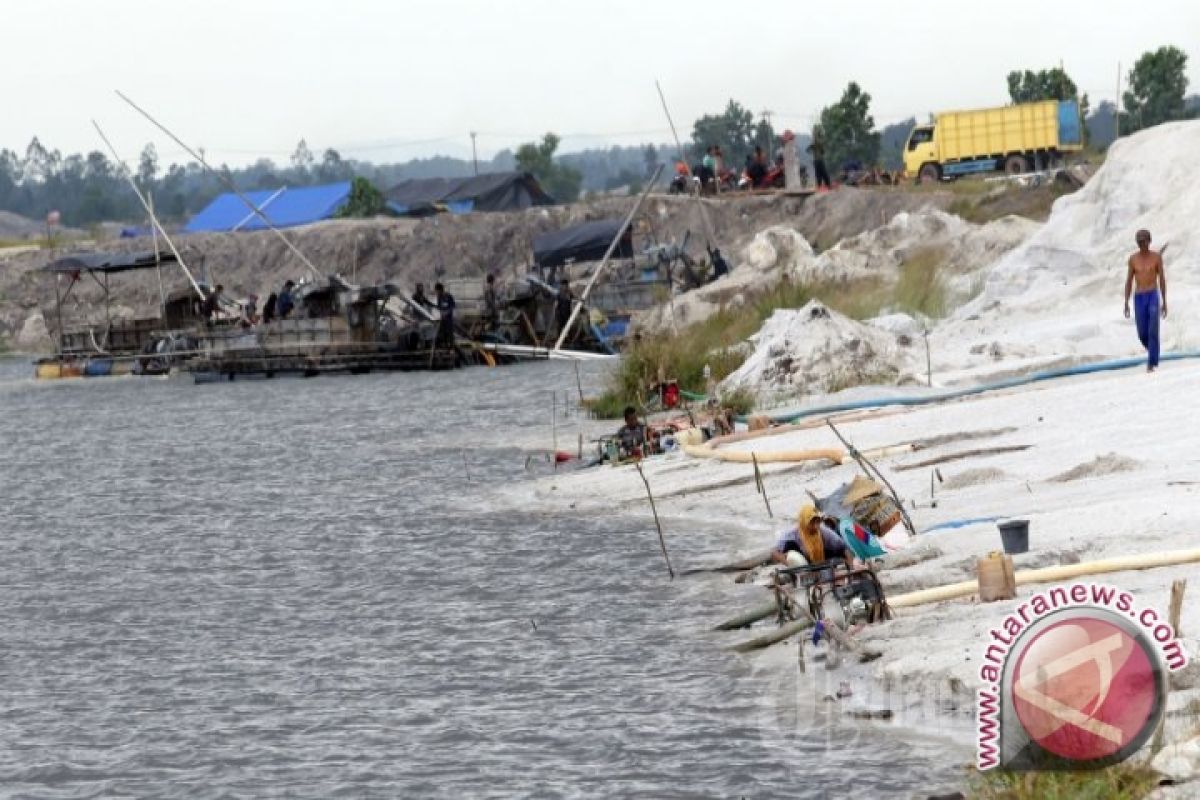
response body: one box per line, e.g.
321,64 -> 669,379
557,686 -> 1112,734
1124,229 -> 1168,371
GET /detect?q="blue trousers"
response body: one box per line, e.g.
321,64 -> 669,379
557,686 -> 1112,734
1134,290 -> 1160,368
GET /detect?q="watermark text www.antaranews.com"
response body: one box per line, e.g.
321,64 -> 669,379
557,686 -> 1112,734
977,581 -> 1188,771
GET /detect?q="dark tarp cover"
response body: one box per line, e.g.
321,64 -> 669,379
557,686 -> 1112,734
385,171 -> 553,215
44,251 -> 178,274
533,219 -> 633,269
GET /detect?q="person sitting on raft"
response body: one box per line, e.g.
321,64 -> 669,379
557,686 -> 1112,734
616,405 -> 658,456
770,504 -> 850,567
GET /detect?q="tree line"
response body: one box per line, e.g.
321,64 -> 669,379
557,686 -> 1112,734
0,44 -> 1192,229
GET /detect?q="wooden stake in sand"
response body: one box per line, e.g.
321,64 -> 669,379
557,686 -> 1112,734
1169,579 -> 1187,637
751,453 -> 774,518
923,328 -> 932,388
574,360 -> 585,404
635,460 -> 675,580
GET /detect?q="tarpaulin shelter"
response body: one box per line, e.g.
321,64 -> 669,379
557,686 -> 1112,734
532,219 -> 633,269
43,250 -> 178,274
385,171 -> 552,216
184,181 -> 353,233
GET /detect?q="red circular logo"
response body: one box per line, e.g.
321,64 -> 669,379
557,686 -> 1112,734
1011,615 -> 1160,762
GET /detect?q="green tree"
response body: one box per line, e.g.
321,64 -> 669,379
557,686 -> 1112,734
642,143 -> 658,178
879,118 -> 917,170
689,99 -> 758,168
1006,67 -> 1078,102
317,148 -> 353,183
136,143 -> 158,190
817,82 -> 880,169
514,133 -> 582,203
290,138 -> 314,181
1121,45 -> 1190,134
336,176 -> 388,218
1005,67 -> 1088,142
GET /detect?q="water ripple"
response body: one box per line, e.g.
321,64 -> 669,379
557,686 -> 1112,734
0,358 -> 963,798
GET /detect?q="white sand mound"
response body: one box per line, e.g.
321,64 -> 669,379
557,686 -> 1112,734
794,210 -> 1036,303
718,300 -> 915,402
13,311 -> 50,351
635,209 -> 1034,336
634,226 -> 814,333
935,120 -> 1200,372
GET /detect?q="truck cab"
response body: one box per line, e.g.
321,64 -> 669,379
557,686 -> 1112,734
903,126 -> 938,183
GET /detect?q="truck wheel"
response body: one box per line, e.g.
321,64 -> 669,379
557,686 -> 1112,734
918,163 -> 941,184
1004,155 -> 1029,175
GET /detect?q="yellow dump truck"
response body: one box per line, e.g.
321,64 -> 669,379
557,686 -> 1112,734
903,99 -> 1082,183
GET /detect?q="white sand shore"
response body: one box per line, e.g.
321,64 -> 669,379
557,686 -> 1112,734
508,358 -> 1200,768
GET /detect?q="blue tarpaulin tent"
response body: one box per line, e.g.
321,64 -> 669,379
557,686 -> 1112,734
184,181 -> 353,233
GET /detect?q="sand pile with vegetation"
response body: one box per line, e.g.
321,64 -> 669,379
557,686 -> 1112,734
718,300 -> 918,404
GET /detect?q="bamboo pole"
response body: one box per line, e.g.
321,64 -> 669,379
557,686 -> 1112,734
655,79 -> 718,251
149,192 -> 166,317
520,311 -> 541,348
714,602 -> 779,630
682,444 -> 845,465
92,121 -> 206,301
634,460 -> 675,580
116,90 -> 323,282
683,552 -> 773,576
729,619 -> 811,653
752,453 -> 774,518
554,165 -> 663,350
890,548 -> 1200,609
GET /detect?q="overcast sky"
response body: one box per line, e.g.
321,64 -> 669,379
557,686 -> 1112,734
4,0 -> 1198,167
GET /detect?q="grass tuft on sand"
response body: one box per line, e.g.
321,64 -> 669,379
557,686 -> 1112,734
968,763 -> 1161,800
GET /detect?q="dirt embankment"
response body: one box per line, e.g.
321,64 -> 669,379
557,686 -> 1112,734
0,182 -> 1064,352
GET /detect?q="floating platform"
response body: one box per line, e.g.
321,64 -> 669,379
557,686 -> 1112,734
188,345 -> 464,382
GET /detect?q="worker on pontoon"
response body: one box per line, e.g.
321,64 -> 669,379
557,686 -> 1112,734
201,284 -> 224,326
277,280 -> 296,319
770,504 -> 850,566
483,273 -> 499,332
555,278 -> 575,340
434,282 -> 456,346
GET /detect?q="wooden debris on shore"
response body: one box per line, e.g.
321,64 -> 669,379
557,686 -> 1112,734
895,444 -> 1032,471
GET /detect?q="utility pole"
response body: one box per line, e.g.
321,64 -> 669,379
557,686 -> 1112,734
470,131 -> 479,175
760,109 -> 774,154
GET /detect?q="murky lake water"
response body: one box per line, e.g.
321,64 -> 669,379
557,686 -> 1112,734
0,357 -> 965,798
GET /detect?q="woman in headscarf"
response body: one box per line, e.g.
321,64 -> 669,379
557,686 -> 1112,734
770,504 -> 850,566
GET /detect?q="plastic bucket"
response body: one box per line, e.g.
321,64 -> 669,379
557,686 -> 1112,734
998,520 -> 1030,554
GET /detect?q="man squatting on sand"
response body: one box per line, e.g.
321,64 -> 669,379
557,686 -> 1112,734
1124,228 -> 1168,371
